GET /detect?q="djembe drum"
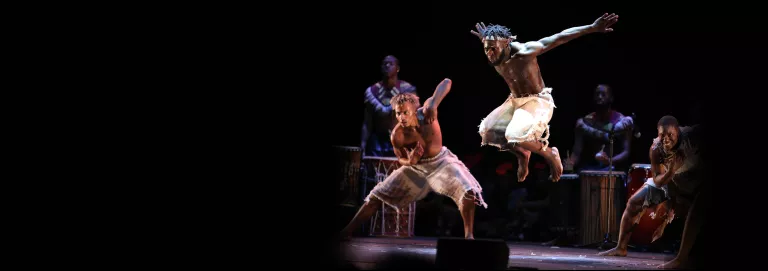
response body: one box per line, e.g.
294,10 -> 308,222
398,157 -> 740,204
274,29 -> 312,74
333,146 -> 362,207
627,164 -> 652,198
361,156 -> 415,237
578,170 -> 626,246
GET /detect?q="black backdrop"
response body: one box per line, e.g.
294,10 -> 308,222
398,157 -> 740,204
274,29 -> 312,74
329,4 -> 718,165
320,2 -> 763,268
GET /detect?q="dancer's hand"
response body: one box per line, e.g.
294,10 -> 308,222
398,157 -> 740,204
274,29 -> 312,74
591,13 -> 619,33
414,141 -> 424,157
662,155 -> 683,179
407,141 -> 424,163
670,154 -> 685,172
470,22 -> 487,40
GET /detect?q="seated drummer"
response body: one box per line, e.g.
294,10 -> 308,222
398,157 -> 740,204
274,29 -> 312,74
566,84 -> 634,172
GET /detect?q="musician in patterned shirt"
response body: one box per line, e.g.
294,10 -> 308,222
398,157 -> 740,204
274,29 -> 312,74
361,55 -> 417,157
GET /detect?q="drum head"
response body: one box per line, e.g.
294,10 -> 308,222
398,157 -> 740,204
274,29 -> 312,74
333,145 -> 362,152
579,170 -> 626,177
362,156 -> 399,161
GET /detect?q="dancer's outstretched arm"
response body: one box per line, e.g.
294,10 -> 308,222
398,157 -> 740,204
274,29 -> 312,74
530,13 -> 619,55
423,78 -> 452,124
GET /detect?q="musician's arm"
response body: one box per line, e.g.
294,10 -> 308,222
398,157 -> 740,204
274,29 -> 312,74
611,135 -> 632,165
576,118 -> 609,142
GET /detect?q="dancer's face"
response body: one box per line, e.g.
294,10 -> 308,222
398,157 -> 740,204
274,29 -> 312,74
658,125 -> 679,152
381,56 -> 399,77
395,102 -> 419,128
483,38 -> 508,66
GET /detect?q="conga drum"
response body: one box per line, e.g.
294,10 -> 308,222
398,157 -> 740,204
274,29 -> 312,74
627,164 -> 652,197
631,197 -> 670,246
626,164 -> 671,246
332,146 -> 362,207
362,156 -> 415,237
578,170 -> 626,246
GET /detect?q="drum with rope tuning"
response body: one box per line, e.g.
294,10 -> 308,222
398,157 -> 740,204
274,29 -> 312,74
362,156 -> 415,237
578,170 -> 626,246
333,146 -> 362,207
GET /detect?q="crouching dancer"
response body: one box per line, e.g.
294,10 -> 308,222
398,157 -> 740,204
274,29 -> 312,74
340,79 -> 488,239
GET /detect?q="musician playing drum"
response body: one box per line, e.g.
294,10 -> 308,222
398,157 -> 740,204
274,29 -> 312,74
566,84 -> 634,172
341,79 -> 488,240
599,115 -> 707,269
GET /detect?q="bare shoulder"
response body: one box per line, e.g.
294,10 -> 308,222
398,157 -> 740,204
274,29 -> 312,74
523,41 -> 544,49
514,41 -> 543,56
391,124 -> 405,147
508,41 -> 527,55
399,80 -> 416,92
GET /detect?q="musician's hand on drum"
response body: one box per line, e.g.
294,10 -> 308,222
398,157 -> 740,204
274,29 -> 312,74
564,157 -> 574,169
595,150 -> 609,164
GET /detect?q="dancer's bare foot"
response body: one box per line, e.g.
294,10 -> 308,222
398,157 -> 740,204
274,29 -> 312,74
597,247 -> 627,257
547,147 -> 563,182
658,257 -> 690,269
517,149 -> 531,182
465,235 -> 475,240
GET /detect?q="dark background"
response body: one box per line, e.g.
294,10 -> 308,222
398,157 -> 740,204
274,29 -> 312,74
321,1 -> 763,268
330,4 -> 721,162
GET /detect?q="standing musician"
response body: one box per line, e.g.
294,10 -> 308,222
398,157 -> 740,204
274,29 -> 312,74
361,55 -> 417,157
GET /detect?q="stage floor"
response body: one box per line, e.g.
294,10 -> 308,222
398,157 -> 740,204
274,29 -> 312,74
338,237 -> 674,270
